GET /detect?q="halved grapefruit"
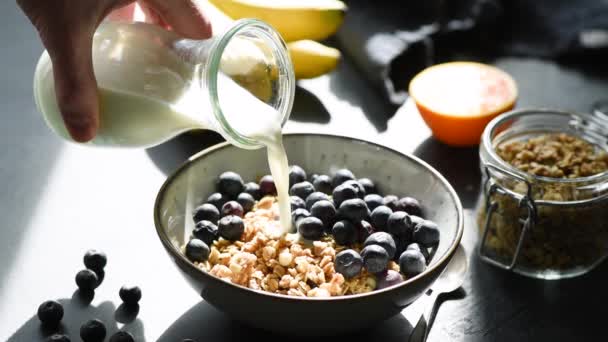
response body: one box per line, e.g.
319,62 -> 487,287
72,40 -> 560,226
409,61 -> 518,146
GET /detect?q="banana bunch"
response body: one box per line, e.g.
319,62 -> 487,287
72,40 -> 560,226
200,0 -> 346,79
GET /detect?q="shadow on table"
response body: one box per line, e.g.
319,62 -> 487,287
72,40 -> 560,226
327,58 -> 397,133
145,85 -> 331,176
158,300 -> 414,342
461,253 -> 608,342
413,137 -> 481,209
6,291 -> 145,342
290,86 -> 331,124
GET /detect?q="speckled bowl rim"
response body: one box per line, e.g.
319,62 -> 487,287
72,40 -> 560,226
154,133 -> 464,302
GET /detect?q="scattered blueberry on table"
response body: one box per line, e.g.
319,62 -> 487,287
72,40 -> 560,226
75,269 -> 99,292
109,331 -> 135,342
80,319 -> 106,342
119,285 -> 142,307
37,300 -> 64,327
83,249 -> 107,274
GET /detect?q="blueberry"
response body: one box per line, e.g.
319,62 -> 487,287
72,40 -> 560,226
310,200 -> 337,229
376,270 -> 404,289
288,165 -> 307,187
361,245 -> 390,274
383,195 -> 401,211
218,215 -> 245,241
119,285 -> 142,306
76,269 -> 99,291
358,178 -> 377,194
83,249 -> 107,274
289,181 -> 315,200
331,220 -> 357,246
237,192 -> 255,212
258,175 -> 276,196
332,168 -> 356,187
207,192 -> 228,210
221,201 -> 244,218
243,182 -> 262,200
364,194 -> 384,212
343,180 -> 365,198
338,198 -> 370,223
335,249 -> 363,278
80,319 -> 106,342
312,174 -> 332,195
109,331 -> 135,342
399,249 -> 427,278
48,334 -> 70,342
370,205 -> 393,231
332,183 -> 358,207
387,211 -> 413,238
364,232 -> 397,259
290,196 -> 306,211
305,191 -> 330,210
192,203 -> 220,223
291,208 -> 311,226
356,220 -> 375,243
407,243 -> 430,261
193,220 -> 218,246
217,171 -> 244,199
297,216 -> 324,240
412,220 -> 440,247
37,300 -> 64,327
310,173 -> 319,183
185,238 -> 210,262
400,197 -> 423,217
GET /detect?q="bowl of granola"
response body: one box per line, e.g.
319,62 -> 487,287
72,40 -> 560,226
154,133 -> 464,335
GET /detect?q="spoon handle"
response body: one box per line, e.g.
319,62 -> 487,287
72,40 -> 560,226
408,290 -> 440,342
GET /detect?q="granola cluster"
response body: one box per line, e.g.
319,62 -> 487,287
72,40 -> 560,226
496,133 -> 608,178
192,196 -> 397,297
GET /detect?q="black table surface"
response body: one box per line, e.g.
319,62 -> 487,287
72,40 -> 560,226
2,2 -> 608,341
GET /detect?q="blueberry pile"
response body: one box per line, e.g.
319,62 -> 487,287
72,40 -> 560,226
186,171 -> 278,263
36,249 -> 140,342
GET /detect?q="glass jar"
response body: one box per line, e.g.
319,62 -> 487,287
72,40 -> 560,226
477,108 -> 608,279
33,19 -> 295,149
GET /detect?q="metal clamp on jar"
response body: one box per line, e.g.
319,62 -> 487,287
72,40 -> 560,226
477,109 -> 608,279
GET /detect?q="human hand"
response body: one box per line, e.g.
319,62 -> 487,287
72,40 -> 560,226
17,0 -> 212,142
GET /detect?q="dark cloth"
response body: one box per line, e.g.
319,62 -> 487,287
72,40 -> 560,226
335,0 -> 608,106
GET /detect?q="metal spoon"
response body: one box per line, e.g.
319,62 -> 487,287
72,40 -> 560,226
408,244 -> 468,342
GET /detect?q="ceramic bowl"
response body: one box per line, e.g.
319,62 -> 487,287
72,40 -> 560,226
154,133 -> 464,336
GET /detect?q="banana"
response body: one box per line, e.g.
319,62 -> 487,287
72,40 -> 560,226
288,40 -> 340,79
207,0 -> 347,42
198,0 -> 342,79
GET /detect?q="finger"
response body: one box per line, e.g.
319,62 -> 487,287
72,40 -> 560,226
44,27 -> 99,142
144,0 -> 212,39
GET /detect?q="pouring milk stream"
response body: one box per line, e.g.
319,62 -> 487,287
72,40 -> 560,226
33,19 -> 296,233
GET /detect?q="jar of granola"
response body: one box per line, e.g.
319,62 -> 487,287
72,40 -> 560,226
477,108 -> 608,279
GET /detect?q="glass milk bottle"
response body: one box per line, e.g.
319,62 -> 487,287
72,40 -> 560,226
33,19 -> 295,149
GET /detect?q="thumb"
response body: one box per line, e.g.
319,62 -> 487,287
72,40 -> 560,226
45,28 -> 99,142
